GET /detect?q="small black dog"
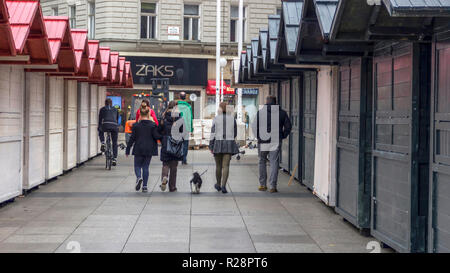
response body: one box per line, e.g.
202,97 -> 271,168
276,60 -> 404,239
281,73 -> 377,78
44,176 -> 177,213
190,170 -> 207,194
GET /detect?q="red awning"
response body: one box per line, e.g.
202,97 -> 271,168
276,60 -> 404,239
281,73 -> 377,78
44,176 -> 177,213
109,51 -> 119,83
5,0 -> 51,64
7,0 -> 38,54
0,0 -> 15,56
44,16 -> 77,73
125,61 -> 133,88
87,40 -> 99,77
119,57 -> 125,85
99,46 -> 110,81
71,29 -> 88,71
206,80 -> 233,95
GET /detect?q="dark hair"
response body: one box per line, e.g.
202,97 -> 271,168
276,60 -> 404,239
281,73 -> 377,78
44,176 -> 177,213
162,101 -> 177,117
180,92 -> 186,100
141,99 -> 150,107
105,98 -> 112,106
168,100 -> 177,109
266,96 -> 277,105
219,102 -> 227,113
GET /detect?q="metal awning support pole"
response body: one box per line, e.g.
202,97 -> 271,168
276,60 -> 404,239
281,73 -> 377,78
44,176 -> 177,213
215,0 -> 221,116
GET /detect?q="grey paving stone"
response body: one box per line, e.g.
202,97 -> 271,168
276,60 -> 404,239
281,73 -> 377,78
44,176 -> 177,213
0,227 -> 20,242
122,242 -> 189,253
0,243 -> 60,253
3,234 -> 68,244
14,221 -> 80,235
55,241 -> 125,253
191,215 -> 245,229
254,243 -> 323,253
190,227 -> 255,253
251,234 -> 314,244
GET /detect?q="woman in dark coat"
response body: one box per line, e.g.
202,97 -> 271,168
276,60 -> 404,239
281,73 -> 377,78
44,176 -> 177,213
126,107 -> 161,193
158,101 -> 185,192
209,102 -> 238,194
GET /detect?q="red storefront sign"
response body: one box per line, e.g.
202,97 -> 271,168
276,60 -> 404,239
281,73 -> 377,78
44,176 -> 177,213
205,80 -> 234,95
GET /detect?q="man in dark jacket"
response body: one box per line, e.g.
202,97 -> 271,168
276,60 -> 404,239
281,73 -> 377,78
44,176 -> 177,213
98,98 -> 119,165
253,96 -> 292,193
126,108 -> 162,193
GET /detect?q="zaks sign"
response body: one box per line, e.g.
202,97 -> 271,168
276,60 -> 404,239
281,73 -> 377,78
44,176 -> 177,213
127,56 -> 207,86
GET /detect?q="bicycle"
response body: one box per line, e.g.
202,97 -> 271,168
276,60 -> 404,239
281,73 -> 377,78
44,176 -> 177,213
105,132 -> 113,170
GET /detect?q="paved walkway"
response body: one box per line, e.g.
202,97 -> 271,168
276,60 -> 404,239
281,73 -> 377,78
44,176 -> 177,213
0,148 -> 390,253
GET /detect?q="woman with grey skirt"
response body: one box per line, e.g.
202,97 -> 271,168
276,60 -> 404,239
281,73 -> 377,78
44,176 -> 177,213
209,102 -> 238,194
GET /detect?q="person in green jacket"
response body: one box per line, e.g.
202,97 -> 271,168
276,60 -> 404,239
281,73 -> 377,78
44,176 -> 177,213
177,92 -> 193,165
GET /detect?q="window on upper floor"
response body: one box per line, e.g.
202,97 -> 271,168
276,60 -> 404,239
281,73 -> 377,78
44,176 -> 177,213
52,6 -> 58,16
230,5 -> 247,43
69,5 -> 76,28
140,2 -> 157,39
183,4 -> 200,41
88,1 -> 95,39
276,7 -> 282,16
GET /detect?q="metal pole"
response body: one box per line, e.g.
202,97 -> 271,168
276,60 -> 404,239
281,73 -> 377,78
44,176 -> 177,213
237,0 -> 244,120
237,88 -> 243,123
238,0 -> 243,59
220,68 -> 224,102
215,0 -> 221,115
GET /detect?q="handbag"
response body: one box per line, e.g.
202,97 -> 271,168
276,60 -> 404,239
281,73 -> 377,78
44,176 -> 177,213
166,136 -> 184,158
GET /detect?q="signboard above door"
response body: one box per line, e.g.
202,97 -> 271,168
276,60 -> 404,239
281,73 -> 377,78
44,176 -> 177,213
127,56 -> 208,86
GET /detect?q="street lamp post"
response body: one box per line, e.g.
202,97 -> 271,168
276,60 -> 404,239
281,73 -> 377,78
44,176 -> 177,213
220,57 -> 227,103
215,0 -> 221,115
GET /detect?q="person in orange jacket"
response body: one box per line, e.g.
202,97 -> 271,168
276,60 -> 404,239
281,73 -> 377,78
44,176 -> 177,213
125,119 -> 136,144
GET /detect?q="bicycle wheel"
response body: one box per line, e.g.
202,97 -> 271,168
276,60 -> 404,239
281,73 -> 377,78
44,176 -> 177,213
106,133 -> 112,170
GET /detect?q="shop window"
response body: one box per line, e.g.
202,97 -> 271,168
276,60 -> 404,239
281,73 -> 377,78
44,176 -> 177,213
184,4 -> 200,41
141,2 -> 157,39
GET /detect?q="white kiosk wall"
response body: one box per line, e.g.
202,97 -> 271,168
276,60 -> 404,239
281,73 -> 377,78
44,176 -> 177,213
97,86 -> 106,154
77,82 -> 89,164
89,84 -> 98,158
46,76 -> 64,180
23,72 -> 46,190
64,80 -> 78,171
313,66 -> 338,207
0,65 -> 24,202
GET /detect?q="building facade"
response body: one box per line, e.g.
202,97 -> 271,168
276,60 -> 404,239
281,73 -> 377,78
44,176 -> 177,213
40,0 -> 279,119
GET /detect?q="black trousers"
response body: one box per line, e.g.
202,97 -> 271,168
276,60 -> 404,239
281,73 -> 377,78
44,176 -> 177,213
99,129 -> 118,158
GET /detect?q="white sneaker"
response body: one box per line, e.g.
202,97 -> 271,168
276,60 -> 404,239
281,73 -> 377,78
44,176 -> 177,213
160,176 -> 168,192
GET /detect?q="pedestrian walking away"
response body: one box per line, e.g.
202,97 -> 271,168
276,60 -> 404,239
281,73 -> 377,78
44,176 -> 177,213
177,92 -> 193,165
158,101 -> 186,192
136,99 -> 159,126
126,107 -> 162,193
98,98 -> 120,166
254,96 -> 292,193
209,102 -> 239,194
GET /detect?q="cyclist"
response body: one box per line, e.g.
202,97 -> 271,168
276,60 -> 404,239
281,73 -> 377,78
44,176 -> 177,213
98,98 -> 119,166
